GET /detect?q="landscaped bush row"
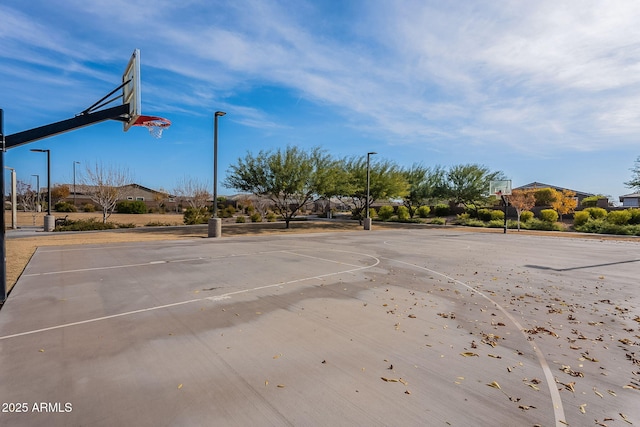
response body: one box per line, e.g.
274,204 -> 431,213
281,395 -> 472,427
573,208 -> 640,235
55,218 -> 136,231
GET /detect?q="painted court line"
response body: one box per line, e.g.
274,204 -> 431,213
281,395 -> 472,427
0,250 -> 379,341
383,256 -> 567,427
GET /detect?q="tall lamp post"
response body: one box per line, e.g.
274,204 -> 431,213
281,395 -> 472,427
208,111 -> 226,238
364,151 -> 377,230
73,161 -> 80,207
31,174 -> 40,212
4,167 -> 17,229
30,149 -> 54,231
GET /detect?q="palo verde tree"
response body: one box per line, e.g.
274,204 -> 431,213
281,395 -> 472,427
225,146 -> 333,228
445,164 -> 505,216
81,162 -> 133,223
401,164 -> 446,218
337,156 -> 408,224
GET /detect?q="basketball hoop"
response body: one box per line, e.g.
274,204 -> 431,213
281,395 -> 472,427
132,115 -> 171,138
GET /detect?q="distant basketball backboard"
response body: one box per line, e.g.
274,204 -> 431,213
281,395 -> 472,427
489,180 -> 512,197
122,49 -> 141,131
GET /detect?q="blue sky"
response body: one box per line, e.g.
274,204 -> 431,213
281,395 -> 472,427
2,0 -> 640,202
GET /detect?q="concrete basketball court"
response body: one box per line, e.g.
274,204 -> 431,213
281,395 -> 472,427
0,228 -> 638,426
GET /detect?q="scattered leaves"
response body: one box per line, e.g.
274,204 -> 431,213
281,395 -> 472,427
460,352 -> 479,357
177,384 -> 183,389
579,404 -> 586,414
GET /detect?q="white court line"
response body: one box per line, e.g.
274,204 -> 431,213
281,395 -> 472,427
22,249 -> 289,277
0,250 -> 379,341
383,256 -> 567,427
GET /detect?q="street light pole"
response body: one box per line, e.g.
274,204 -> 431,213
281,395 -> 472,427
30,148 -> 54,231
73,161 -> 80,207
364,151 -> 377,230
5,167 -> 17,229
208,111 -> 226,238
31,174 -> 40,212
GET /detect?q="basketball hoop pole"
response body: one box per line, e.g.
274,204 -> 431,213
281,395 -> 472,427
501,194 -> 508,234
1,109 -> 7,303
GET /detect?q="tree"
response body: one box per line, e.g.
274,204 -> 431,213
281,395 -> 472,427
445,164 -> 505,216
50,184 -> 70,206
625,156 -> 640,191
533,188 -> 557,206
336,156 -> 408,224
173,177 -> 211,224
225,146 -> 333,228
402,164 -> 446,218
551,189 -> 577,221
508,189 -> 536,231
81,162 -> 133,223
16,180 -> 40,225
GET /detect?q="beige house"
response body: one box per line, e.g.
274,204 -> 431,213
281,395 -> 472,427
64,183 -> 178,212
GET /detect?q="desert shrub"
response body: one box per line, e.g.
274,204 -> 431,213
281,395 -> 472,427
55,218 -> 115,231
116,200 -> 147,214
82,203 -> 96,212
573,211 -> 590,227
539,209 -> 558,223
629,209 -> 640,225
377,205 -> 395,221
416,206 -> 430,218
490,210 -> 504,221
520,211 -> 534,222
580,195 -> 605,208
457,213 -> 470,221
526,218 -> 564,231
462,218 -> 485,227
606,210 -> 632,225
54,202 -> 77,212
433,204 -> 450,217
369,208 -> 377,218
246,205 -> 255,214
266,212 -> 277,222
235,215 -> 246,223
477,209 -> 493,221
183,207 -> 210,225
396,206 -> 410,221
221,205 -> 236,218
250,213 -> 262,222
430,217 -> 446,225
488,219 -> 505,228
584,207 -> 607,220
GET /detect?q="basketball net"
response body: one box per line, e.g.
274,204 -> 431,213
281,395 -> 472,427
132,115 -> 171,139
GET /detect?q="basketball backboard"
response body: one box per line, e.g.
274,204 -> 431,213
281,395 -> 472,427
489,180 -> 512,197
122,49 -> 141,131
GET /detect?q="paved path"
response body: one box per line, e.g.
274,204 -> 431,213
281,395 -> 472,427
1,229 -> 638,426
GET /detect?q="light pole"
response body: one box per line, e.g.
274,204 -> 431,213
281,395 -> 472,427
30,148 -> 54,231
31,174 -> 40,212
364,151 -> 377,230
73,161 -> 80,207
208,111 -> 226,238
4,167 -> 17,229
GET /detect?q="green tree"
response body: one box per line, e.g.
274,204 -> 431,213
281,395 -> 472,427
625,156 -> 640,190
225,146 -> 332,229
336,156 -> 408,224
445,164 -> 505,216
402,164 -> 446,218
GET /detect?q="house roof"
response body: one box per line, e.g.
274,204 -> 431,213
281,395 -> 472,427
620,193 -> 640,198
513,182 -> 594,198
